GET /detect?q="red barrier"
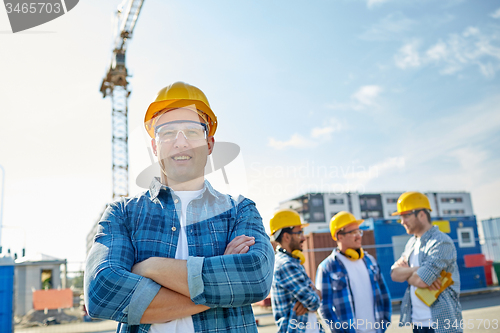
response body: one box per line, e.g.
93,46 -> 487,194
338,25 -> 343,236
32,289 -> 73,310
463,254 -> 486,268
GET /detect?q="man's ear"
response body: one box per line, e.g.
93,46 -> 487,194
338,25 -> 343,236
207,136 -> 215,155
151,138 -> 158,156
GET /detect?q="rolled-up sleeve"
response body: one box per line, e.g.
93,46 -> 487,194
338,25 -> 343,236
189,198 -> 274,307
84,201 -> 161,325
416,239 -> 456,286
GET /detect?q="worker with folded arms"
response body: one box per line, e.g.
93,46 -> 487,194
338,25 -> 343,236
316,211 -> 391,333
391,191 -> 462,333
85,81 -> 274,333
270,209 -> 324,333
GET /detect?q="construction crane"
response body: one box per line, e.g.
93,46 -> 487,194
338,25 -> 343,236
100,0 -> 145,199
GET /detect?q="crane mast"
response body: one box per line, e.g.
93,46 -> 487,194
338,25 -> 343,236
100,0 -> 145,199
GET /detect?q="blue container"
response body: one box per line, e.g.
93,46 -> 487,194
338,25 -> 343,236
0,256 -> 15,333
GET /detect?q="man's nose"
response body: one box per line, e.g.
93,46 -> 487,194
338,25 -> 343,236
174,130 -> 189,146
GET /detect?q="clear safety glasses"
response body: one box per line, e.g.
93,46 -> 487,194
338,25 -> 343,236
154,120 -> 208,143
338,229 -> 363,236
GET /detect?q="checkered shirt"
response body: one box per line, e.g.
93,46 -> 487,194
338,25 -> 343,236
85,178 -> 274,333
315,250 -> 392,333
271,249 -> 324,333
392,226 -> 463,333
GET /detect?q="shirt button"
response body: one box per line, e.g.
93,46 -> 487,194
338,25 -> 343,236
172,227 -> 177,232
174,199 -> 179,204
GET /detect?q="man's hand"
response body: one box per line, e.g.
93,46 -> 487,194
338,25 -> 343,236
393,257 -> 409,268
428,278 -> 442,291
224,235 -> 255,255
293,301 -> 308,316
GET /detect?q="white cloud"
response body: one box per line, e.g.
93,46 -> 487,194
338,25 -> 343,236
360,13 -> 415,41
311,126 -> 335,139
426,41 -> 448,61
352,85 -> 383,107
268,134 -> 314,150
328,85 -> 384,111
343,157 -> 405,181
269,119 -> 342,150
366,0 -> 391,9
395,27 -> 500,77
395,41 -> 422,69
491,8 -> 500,19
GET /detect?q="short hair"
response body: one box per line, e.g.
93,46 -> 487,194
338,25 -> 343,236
275,227 -> 294,244
417,209 -> 431,223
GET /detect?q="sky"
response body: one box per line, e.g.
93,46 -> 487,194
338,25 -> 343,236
1,0 -> 499,274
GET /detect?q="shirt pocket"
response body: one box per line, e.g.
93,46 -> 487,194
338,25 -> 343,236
191,217 -> 230,256
329,272 -> 347,291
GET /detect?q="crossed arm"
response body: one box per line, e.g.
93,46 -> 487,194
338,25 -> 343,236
391,257 -> 441,290
135,235 -> 255,323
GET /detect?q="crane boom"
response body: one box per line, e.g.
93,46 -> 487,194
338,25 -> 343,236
99,0 -> 145,200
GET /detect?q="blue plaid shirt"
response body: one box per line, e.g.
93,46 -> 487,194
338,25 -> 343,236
271,249 -> 324,333
392,226 -> 462,333
84,178 -> 274,333
315,250 -> 391,333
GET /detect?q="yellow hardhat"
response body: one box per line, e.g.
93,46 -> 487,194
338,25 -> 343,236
144,81 -> 218,138
270,209 -> 309,238
330,211 -> 364,241
391,191 -> 432,216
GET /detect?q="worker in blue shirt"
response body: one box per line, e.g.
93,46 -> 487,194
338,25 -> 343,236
84,81 -> 274,333
316,211 -> 391,333
270,209 -> 324,333
391,191 -> 462,333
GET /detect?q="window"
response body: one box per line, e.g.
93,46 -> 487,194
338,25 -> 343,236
441,197 -> 463,203
41,269 -> 53,290
386,198 -> 398,204
329,198 -> 344,205
457,227 -> 475,248
311,198 -> 323,207
312,212 -> 325,221
442,209 -> 465,215
360,198 -> 378,209
367,211 -> 381,217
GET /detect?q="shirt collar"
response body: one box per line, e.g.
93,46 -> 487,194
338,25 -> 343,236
420,225 -> 439,243
148,177 -> 220,200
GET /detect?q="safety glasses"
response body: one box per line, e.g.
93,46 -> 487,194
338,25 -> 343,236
155,120 -> 208,143
338,229 -> 363,236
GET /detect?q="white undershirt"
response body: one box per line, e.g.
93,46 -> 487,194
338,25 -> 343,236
337,252 -> 376,333
306,312 -> 320,333
149,189 -> 202,333
409,238 -> 432,327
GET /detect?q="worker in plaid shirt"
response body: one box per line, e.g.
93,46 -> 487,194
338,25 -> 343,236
270,209 -> 324,333
316,212 -> 391,333
391,192 -> 462,333
84,82 -> 274,333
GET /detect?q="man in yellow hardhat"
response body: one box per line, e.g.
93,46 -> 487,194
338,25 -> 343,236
390,192 -> 462,333
85,82 -> 274,333
270,209 -> 324,333
316,211 -> 391,333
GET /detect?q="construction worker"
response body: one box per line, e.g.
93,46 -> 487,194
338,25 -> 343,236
270,209 -> 324,333
391,192 -> 462,333
316,211 -> 391,333
85,81 -> 274,333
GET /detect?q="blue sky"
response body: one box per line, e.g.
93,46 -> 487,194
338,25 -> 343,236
1,0 -> 499,272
